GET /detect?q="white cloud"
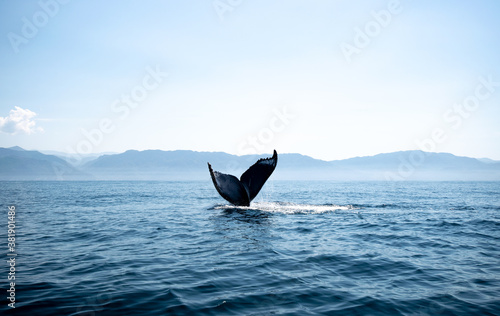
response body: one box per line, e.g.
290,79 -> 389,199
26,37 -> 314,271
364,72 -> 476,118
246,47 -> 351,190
0,106 -> 43,135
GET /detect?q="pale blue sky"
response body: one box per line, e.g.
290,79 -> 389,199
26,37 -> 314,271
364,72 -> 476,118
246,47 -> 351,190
1,0 -> 499,160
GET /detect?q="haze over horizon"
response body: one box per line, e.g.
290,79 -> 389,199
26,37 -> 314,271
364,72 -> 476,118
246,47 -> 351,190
1,1 -> 500,161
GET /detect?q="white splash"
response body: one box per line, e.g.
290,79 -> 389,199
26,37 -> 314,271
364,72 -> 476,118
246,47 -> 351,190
213,202 -> 355,214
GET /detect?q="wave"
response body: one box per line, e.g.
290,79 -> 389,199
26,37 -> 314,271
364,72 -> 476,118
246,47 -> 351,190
210,201 -> 356,214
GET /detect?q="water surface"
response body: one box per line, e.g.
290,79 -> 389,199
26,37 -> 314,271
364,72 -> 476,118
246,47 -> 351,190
1,181 -> 499,315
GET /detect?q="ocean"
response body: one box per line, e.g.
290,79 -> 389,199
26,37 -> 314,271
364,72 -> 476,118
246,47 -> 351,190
1,181 -> 499,315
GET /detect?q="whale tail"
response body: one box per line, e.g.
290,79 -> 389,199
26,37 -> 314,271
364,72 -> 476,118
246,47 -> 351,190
208,150 -> 278,206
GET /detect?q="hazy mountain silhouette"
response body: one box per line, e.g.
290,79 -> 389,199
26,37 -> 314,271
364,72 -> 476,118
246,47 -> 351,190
0,147 -> 92,180
1,147 -> 499,180
82,149 -> 500,180
326,151 -> 500,181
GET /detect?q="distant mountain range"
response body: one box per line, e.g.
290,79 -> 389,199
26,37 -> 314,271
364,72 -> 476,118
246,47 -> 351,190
1,146 -> 500,181
0,147 -> 90,180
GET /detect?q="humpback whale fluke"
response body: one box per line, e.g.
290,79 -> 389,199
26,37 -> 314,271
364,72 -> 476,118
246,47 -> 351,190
208,150 -> 278,206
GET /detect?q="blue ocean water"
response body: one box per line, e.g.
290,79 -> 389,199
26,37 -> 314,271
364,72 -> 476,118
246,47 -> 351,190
1,181 -> 499,315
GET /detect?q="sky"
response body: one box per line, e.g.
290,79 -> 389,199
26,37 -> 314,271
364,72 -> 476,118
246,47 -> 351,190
1,0 -> 499,161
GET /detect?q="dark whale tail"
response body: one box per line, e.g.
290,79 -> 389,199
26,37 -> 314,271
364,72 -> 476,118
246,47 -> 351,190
208,150 -> 278,206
